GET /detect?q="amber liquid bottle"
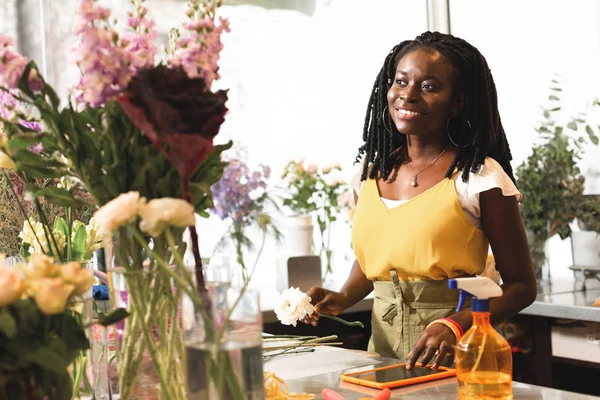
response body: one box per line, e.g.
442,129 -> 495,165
450,278 -> 512,400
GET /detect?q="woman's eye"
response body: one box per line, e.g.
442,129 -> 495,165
395,79 -> 407,86
422,84 -> 436,91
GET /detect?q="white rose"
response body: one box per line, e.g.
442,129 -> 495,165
0,151 -> 16,170
322,166 -> 332,174
138,198 -> 196,237
274,287 -> 315,327
93,191 -> 143,233
0,267 -> 25,306
307,163 -> 318,173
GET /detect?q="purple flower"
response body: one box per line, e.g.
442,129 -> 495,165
211,157 -> 271,229
0,90 -> 42,133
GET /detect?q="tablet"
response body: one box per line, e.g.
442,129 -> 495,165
340,363 -> 456,389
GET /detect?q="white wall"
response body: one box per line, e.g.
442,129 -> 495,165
22,0 -> 600,283
451,0 -> 600,276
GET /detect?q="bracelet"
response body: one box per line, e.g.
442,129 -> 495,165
426,319 -> 462,342
441,317 -> 464,337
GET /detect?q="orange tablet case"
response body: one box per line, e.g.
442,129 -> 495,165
340,363 -> 456,390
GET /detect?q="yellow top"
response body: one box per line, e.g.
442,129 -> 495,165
351,176 -> 489,281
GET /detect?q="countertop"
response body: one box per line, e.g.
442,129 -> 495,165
260,277 -> 600,324
265,347 -> 599,399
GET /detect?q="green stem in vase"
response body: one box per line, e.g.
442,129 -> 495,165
318,313 -> 364,328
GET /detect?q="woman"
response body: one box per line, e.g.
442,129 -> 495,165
305,31 -> 537,370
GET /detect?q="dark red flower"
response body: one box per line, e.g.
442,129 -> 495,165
117,66 -> 228,181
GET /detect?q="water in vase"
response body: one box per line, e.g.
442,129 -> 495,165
185,342 -> 264,400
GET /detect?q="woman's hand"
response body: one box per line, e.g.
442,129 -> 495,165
303,286 -> 348,326
406,323 -> 456,369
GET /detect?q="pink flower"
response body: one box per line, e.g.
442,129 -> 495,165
169,15 -> 230,87
70,0 -> 157,107
0,34 -> 38,91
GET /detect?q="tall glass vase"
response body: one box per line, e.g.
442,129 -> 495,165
183,282 -> 264,400
105,228 -> 189,400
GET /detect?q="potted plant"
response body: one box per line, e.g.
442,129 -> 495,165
515,79 -> 600,280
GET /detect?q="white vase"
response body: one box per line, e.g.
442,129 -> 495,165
285,215 -> 314,256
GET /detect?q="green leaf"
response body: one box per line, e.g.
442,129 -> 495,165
567,121 -> 578,131
550,87 -> 563,91
26,186 -> 80,207
13,149 -> 65,169
72,224 -> 88,260
548,95 -> 560,101
17,61 -> 37,97
21,242 -> 31,258
20,346 -> 68,372
97,308 -> 129,327
53,217 -> 68,237
8,134 -> 44,151
586,125 -> 599,145
550,107 -> 561,112
15,163 -> 66,179
0,308 -> 17,338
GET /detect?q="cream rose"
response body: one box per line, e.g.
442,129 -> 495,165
306,163 -> 318,173
29,277 -> 75,314
94,191 -> 144,233
22,254 -> 58,280
60,262 -> 95,296
274,287 -> 315,327
0,267 -> 25,306
138,198 -> 196,237
0,151 -> 16,170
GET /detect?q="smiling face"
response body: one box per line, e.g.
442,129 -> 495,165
387,48 -> 461,139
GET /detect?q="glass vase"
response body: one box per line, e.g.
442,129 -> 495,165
105,228 -> 189,400
182,282 -> 264,400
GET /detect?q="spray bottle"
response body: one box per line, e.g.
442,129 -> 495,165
449,277 -> 512,400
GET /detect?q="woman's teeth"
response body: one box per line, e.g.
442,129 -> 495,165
398,109 -> 421,117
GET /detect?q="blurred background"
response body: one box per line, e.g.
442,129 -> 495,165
2,0 -> 600,288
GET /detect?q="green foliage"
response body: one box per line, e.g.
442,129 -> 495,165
516,79 -> 600,277
0,299 -> 89,400
0,61 -> 228,222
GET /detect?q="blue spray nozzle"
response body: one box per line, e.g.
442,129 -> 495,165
450,279 -> 473,312
448,277 -> 502,312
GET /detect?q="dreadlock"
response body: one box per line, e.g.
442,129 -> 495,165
356,31 -> 516,185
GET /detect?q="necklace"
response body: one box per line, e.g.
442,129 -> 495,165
406,148 -> 447,187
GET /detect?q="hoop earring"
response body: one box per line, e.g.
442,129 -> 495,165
447,116 -> 470,148
382,106 -> 393,134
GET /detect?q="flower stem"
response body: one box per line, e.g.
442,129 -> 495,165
318,313 -> 364,328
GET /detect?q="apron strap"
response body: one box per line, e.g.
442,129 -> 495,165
389,270 -> 406,352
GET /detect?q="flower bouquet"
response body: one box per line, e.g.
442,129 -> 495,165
280,160 -> 352,276
0,0 -> 266,398
211,152 -> 281,283
0,254 -> 95,400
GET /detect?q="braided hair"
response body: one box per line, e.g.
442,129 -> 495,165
356,31 -> 515,184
